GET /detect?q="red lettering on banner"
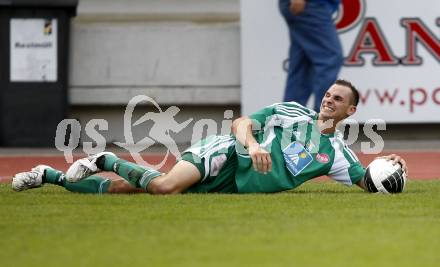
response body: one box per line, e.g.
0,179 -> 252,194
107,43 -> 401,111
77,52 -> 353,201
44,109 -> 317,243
374,89 -> 398,105
358,89 -> 370,104
335,0 -> 364,33
401,18 -> 440,65
345,18 -> 399,66
432,88 -> 440,105
409,88 -> 428,113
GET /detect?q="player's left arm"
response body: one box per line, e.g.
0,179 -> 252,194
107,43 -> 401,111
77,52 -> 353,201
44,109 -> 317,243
355,153 -> 409,190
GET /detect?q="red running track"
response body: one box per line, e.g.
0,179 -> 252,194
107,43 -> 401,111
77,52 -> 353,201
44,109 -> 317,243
0,151 -> 439,183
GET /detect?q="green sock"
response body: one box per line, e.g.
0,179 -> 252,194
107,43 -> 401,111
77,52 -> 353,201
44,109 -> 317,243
97,154 -> 161,189
96,153 -> 119,172
43,168 -> 65,186
43,168 -> 111,194
64,175 -> 111,194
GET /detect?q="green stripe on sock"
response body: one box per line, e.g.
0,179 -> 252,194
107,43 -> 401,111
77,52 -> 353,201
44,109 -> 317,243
139,169 -> 162,189
113,159 -> 161,189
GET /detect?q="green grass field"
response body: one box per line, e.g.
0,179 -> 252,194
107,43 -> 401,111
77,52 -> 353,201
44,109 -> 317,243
1,180 -> 439,267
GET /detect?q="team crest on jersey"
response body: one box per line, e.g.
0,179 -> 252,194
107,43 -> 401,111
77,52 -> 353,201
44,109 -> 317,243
282,142 -> 313,176
316,153 -> 330,164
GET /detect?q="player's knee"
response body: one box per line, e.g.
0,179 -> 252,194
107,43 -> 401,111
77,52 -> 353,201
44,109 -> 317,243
148,180 -> 178,195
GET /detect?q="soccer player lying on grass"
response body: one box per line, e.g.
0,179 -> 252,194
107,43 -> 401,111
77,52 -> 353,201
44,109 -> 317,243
12,79 -> 408,194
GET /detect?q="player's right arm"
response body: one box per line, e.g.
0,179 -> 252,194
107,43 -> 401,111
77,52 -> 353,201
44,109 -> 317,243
231,117 -> 272,174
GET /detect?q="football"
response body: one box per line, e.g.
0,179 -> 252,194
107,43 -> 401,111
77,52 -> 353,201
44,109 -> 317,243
364,158 -> 407,194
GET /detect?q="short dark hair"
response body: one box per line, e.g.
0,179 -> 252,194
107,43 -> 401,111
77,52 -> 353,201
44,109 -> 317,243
335,79 -> 359,106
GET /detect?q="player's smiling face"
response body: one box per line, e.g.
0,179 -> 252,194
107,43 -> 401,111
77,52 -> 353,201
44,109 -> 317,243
319,84 -> 357,122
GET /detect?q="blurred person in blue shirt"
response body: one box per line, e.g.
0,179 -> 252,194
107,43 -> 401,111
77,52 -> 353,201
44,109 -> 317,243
279,0 -> 343,111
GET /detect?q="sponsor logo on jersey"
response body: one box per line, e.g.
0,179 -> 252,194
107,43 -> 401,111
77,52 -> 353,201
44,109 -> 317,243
316,153 -> 330,164
289,154 -> 300,165
283,142 -> 313,176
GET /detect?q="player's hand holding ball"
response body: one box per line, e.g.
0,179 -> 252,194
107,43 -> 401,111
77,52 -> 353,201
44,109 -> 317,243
364,154 -> 408,194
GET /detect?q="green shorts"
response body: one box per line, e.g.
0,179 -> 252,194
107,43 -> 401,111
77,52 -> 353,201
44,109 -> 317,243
180,135 -> 238,193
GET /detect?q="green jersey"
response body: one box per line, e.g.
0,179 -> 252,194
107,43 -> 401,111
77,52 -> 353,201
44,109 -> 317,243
234,101 -> 365,193
182,102 -> 365,194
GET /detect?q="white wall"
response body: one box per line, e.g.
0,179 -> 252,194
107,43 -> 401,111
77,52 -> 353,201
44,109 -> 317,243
69,0 -> 240,105
68,0 -> 241,145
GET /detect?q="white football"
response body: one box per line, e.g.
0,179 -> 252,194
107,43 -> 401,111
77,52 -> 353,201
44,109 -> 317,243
364,158 -> 407,194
